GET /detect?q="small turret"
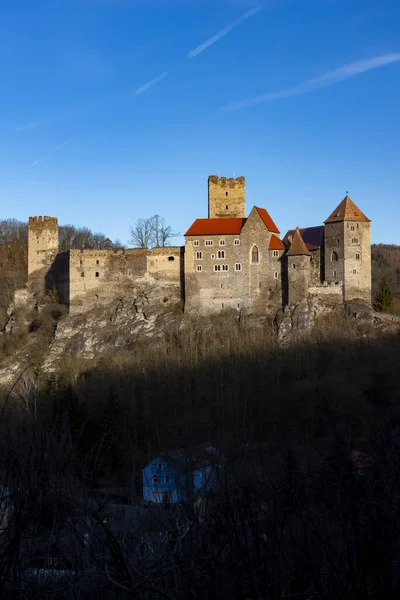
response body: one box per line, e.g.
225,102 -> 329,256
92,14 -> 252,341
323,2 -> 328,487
287,227 -> 311,305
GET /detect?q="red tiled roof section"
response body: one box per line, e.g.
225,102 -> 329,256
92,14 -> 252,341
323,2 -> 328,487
268,234 -> 285,250
325,196 -> 371,223
184,218 -> 246,236
286,227 -> 311,256
255,207 -> 280,233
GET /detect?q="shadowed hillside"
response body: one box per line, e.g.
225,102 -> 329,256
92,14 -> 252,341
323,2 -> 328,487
372,243 -> 400,314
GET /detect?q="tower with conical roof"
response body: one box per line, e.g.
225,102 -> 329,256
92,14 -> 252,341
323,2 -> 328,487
286,227 -> 311,305
324,196 -> 371,303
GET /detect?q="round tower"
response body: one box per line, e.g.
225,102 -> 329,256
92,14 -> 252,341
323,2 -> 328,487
286,227 -> 311,305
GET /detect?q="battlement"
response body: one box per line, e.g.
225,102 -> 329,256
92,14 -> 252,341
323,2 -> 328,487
28,216 -> 58,231
208,175 -> 245,219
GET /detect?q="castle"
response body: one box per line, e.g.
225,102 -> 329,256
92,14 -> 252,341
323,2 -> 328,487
26,175 -> 371,314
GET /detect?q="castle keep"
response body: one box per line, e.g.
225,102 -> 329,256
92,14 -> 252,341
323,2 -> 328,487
26,175 -> 371,314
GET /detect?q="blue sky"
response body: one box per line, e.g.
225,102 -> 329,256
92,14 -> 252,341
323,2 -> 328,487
1,0 -> 399,244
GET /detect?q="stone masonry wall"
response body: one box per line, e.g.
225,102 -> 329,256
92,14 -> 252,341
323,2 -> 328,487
287,255 -> 311,306
147,247 -> 183,280
208,176 -> 245,219
69,248 -> 149,306
184,209 -> 283,315
324,221 -> 345,284
28,216 -> 58,277
343,221 -> 371,303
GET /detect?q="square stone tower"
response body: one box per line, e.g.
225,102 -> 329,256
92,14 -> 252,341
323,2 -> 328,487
28,216 -> 59,276
208,176 -> 245,219
324,196 -> 371,304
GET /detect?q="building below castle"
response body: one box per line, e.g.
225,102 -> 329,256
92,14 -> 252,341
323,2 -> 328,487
26,175 -> 372,314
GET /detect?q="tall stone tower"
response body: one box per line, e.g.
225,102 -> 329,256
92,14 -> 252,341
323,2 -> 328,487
28,216 -> 59,277
286,227 -> 311,305
324,196 -> 371,303
208,176 -> 245,219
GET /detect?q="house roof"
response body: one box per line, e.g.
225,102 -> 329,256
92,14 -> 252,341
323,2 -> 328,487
184,206 -> 280,237
184,218 -> 246,236
254,207 -> 280,233
283,225 -> 324,251
150,444 -> 220,473
325,196 -> 371,223
268,234 -> 285,250
286,227 -> 311,256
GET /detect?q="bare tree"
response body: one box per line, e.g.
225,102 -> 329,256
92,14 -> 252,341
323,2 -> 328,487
130,215 -> 179,249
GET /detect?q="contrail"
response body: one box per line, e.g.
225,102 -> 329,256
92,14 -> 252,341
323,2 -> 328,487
225,53 -> 400,110
30,139 -> 71,168
188,6 -> 262,59
135,72 -> 169,95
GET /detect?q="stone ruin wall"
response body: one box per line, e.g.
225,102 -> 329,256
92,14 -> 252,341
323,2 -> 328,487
28,216 -> 59,277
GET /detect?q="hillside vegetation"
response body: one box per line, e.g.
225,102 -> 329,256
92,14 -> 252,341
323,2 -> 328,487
371,243 -> 400,314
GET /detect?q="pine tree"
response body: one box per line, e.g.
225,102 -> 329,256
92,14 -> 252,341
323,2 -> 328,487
373,278 -> 393,313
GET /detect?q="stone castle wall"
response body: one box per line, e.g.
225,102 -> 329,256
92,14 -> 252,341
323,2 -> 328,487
343,221 -> 371,303
184,209 -> 284,315
208,176 -> 245,219
28,216 -> 58,277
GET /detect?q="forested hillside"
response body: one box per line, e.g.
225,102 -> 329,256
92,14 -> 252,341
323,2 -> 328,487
371,244 -> 400,313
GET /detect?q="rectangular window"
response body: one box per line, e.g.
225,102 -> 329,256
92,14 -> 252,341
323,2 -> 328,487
96,259 -> 99,265
214,264 -> 221,272
193,240 -> 199,247
274,271 -> 278,279
152,475 -> 158,485
355,253 -> 360,260
234,239 -> 240,246
211,254 -> 215,259
164,475 -> 170,484
157,463 -> 162,470
196,265 -> 202,272
217,250 -> 225,259
235,263 -> 241,271
205,240 -> 213,246
273,250 -> 279,257
350,225 -> 355,231
353,269 -> 357,274
195,251 -> 202,260
333,270 -> 337,278
292,264 -> 296,269
222,264 -> 229,271
95,272 -> 99,278
219,239 -> 225,246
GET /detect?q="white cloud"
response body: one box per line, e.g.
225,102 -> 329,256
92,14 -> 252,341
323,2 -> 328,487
135,71 -> 169,95
187,6 -> 262,58
225,53 -> 400,110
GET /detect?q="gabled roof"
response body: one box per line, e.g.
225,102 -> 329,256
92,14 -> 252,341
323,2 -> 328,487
286,227 -> 311,256
268,234 -> 285,250
325,196 -> 370,224
184,218 -> 246,236
255,207 -> 280,233
283,225 -> 324,251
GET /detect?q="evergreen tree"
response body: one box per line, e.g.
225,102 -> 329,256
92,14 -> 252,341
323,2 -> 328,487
373,278 -> 393,313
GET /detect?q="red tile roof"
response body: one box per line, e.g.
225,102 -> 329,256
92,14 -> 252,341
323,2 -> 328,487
283,226 -> 324,251
286,227 -> 311,256
268,234 -> 285,250
255,207 -> 280,233
184,218 -> 246,236
325,196 -> 370,223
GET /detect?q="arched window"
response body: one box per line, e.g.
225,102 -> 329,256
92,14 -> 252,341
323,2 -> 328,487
251,245 -> 259,264
331,251 -> 338,262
